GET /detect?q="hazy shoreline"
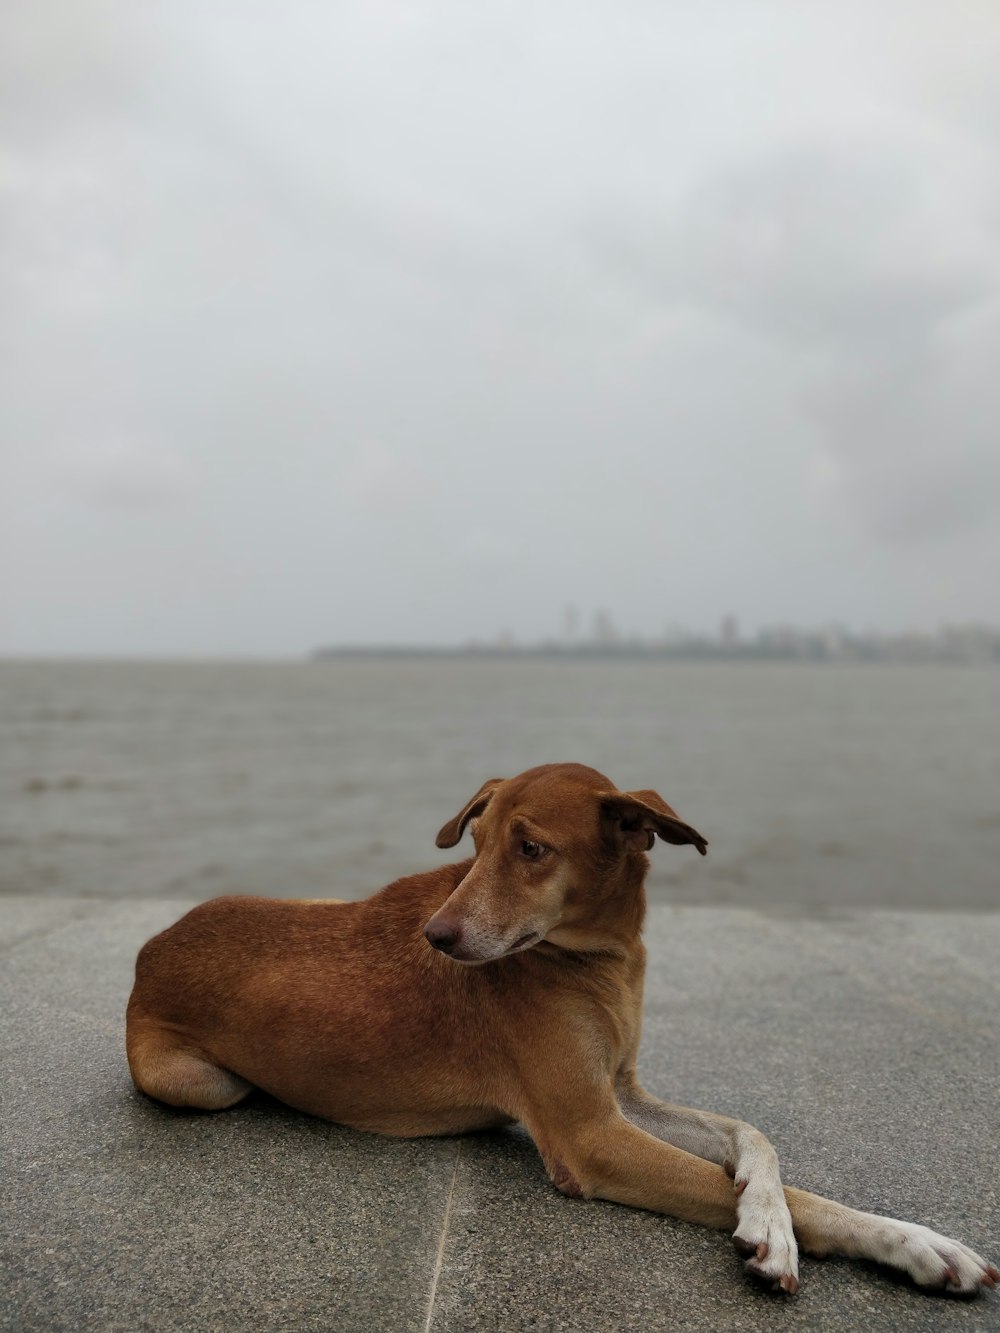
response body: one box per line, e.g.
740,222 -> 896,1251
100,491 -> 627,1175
5,642 -> 1000,668
313,647 -> 1000,667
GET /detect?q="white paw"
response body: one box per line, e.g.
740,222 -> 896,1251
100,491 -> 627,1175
874,1219 -> 999,1296
733,1177 -> 800,1294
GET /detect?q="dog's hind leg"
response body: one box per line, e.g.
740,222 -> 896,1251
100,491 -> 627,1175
127,1026 -> 253,1111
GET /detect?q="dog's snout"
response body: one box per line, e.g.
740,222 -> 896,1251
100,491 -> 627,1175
425,920 -> 462,955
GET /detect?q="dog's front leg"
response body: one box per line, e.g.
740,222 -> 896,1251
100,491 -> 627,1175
615,1075 -> 998,1296
617,1075 -> 798,1290
523,1085 -> 997,1295
521,1087 -> 801,1292
527,1104 -> 736,1222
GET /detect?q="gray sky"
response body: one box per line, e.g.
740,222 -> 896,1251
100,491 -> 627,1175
2,1 -> 999,655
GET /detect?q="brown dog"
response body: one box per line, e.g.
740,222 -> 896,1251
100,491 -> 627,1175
127,762 -> 997,1296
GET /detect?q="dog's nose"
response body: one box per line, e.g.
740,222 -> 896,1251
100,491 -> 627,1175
424,921 -> 462,954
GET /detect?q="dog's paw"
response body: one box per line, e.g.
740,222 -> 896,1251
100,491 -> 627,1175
733,1178 -> 799,1294
875,1220 -> 999,1296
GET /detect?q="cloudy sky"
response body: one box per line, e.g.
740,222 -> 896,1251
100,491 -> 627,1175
2,1 -> 999,655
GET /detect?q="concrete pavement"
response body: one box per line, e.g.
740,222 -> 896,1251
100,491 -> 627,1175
3,897 -> 998,1333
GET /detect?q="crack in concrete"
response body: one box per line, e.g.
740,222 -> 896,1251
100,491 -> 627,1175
423,1141 -> 462,1333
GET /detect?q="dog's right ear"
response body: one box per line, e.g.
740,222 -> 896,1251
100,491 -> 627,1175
435,778 -> 505,848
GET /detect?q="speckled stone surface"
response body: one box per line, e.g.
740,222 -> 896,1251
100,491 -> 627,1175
2,899 -> 998,1333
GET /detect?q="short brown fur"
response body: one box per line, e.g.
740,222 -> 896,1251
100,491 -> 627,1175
127,763 -> 997,1297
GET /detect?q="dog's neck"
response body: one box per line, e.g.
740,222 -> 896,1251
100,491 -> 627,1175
543,850 -> 648,957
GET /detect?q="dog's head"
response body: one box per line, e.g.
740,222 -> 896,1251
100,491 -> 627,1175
423,763 -> 707,963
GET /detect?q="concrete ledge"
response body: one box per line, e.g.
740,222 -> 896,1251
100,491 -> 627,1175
2,899 -> 998,1333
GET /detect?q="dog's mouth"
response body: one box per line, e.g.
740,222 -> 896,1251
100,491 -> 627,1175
508,931 -> 540,953
448,930 -> 541,964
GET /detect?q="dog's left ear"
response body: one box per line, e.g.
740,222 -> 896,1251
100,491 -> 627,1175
435,778 -> 506,848
600,789 -> 708,856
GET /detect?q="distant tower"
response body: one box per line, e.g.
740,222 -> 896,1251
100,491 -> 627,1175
720,614 -> 740,648
592,609 -> 618,645
562,605 -> 580,644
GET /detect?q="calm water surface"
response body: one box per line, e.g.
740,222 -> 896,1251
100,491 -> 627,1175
1,659 -> 998,912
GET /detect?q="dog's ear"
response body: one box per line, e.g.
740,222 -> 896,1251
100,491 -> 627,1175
435,778 -> 506,848
600,789 -> 708,856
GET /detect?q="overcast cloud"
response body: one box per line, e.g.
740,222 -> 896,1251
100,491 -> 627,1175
2,0 -> 999,655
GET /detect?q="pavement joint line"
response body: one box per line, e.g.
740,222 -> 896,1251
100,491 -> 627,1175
423,1140 -> 462,1333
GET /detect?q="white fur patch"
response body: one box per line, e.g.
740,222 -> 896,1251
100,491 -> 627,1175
731,1130 -> 799,1288
845,1212 -> 995,1294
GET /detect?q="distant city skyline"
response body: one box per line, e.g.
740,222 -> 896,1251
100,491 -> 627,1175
462,609 -> 1000,647
316,615 -> 1000,665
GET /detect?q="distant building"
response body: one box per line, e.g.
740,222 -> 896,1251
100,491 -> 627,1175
592,610 -> 619,645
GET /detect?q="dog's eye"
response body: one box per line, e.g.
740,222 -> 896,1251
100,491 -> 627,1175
520,840 -> 543,860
